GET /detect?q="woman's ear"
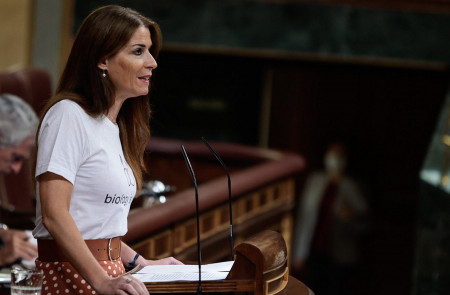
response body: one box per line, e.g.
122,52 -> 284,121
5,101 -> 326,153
97,57 -> 108,71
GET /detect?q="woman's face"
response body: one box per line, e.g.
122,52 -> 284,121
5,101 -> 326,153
99,25 -> 157,101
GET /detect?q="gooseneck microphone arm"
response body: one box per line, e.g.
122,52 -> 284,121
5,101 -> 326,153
181,145 -> 202,294
201,137 -> 234,261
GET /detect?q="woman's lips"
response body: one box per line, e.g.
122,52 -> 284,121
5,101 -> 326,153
138,75 -> 151,84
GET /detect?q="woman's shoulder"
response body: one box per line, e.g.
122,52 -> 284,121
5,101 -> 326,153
51,98 -> 82,112
46,98 -> 88,120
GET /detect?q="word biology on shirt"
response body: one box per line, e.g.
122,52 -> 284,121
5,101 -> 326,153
104,193 -> 134,206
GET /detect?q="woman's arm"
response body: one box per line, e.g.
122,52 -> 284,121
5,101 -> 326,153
39,172 -> 148,294
120,242 -> 183,268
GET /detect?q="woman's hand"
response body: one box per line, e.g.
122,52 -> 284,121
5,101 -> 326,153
142,257 -> 183,266
120,243 -> 184,268
94,275 -> 148,295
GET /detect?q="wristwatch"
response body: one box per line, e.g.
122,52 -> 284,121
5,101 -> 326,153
0,223 -> 8,230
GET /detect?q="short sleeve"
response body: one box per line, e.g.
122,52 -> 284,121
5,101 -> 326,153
35,100 -> 88,184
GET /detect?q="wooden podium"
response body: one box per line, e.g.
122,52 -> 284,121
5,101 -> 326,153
145,230 -> 310,295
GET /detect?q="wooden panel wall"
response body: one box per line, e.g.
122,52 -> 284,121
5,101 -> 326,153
0,0 -> 33,71
131,179 -> 297,264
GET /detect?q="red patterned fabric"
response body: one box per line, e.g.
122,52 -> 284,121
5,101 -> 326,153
36,258 -> 126,294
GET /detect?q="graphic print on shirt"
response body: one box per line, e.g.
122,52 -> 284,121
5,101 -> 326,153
119,154 -> 135,187
103,155 -> 135,206
104,193 -> 134,206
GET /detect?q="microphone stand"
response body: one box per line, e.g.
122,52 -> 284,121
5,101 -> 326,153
201,137 -> 235,261
181,145 -> 202,294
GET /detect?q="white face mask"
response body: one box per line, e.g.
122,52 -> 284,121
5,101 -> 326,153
324,152 -> 346,174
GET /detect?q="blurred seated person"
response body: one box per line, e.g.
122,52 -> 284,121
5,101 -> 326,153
0,93 -> 39,266
292,143 -> 368,295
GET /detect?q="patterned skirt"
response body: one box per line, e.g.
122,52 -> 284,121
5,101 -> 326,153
36,258 -> 126,295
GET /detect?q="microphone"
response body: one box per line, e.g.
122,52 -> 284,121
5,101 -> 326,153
201,137 -> 234,261
180,145 -> 202,294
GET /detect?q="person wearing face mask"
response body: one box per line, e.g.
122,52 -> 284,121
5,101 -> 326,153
0,93 -> 39,267
292,143 -> 368,295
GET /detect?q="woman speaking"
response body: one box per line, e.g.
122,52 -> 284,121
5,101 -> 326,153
33,5 -> 182,294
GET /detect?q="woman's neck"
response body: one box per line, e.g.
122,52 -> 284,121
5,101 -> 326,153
106,98 -> 125,124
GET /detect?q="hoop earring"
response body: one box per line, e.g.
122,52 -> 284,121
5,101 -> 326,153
102,70 -> 107,78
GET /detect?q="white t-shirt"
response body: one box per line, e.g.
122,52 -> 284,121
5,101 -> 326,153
33,100 -> 136,239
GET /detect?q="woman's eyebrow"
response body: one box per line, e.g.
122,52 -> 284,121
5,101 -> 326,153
132,42 -> 152,48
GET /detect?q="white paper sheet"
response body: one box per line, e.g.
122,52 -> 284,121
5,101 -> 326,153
132,261 -> 234,282
21,230 -> 37,268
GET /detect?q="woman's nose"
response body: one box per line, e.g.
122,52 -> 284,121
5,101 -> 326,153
146,52 -> 157,70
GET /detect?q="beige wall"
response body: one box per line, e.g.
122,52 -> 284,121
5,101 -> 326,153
0,0 -> 33,71
0,0 -> 73,88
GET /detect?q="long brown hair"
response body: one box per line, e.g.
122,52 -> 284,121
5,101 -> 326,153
34,5 -> 162,192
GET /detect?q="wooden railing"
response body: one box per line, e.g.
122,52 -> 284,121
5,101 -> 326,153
124,137 -> 306,264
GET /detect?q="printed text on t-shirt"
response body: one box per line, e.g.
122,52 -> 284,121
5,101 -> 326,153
104,193 -> 134,206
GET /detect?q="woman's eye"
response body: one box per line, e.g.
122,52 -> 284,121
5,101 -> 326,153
134,48 -> 143,55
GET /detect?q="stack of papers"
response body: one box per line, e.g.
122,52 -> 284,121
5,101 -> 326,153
132,261 -> 234,282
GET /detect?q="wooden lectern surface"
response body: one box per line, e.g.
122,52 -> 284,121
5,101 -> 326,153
143,231 -> 314,295
0,274 -> 313,295
141,276 -> 313,295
